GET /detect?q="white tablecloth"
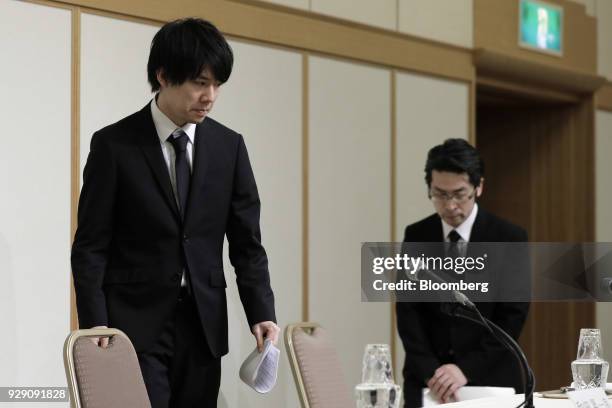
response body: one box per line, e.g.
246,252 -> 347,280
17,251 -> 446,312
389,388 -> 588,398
437,394 -> 574,407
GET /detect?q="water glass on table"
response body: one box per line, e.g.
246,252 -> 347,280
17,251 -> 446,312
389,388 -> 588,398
571,328 -> 610,389
355,344 -> 401,408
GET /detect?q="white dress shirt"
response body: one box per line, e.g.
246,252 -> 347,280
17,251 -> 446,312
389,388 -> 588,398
441,203 -> 479,243
441,203 -> 479,256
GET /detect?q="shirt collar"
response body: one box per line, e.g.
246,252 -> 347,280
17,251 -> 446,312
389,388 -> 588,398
150,96 -> 196,145
441,203 -> 479,242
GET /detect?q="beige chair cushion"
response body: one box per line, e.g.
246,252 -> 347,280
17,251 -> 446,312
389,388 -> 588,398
292,327 -> 353,408
73,334 -> 150,408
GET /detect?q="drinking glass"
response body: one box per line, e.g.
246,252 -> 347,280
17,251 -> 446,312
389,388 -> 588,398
361,344 -> 393,384
355,383 -> 401,408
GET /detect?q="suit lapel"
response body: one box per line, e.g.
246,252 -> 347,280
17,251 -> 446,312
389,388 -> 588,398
431,216 -> 445,242
466,207 -> 488,262
184,119 -> 211,226
469,208 -> 488,243
136,104 -> 181,221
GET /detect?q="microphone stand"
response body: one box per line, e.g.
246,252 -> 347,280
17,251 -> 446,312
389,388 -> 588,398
442,295 -> 535,408
405,268 -> 535,407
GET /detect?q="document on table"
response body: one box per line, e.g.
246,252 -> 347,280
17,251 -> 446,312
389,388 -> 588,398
568,388 -> 611,408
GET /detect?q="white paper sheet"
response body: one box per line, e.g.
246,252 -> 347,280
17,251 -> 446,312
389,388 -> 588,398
239,339 -> 280,394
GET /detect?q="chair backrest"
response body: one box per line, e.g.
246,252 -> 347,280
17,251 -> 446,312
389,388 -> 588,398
63,328 -> 151,408
285,322 -> 353,408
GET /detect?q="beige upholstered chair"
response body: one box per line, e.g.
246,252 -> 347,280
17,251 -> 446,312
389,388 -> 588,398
285,322 -> 353,408
63,328 -> 151,408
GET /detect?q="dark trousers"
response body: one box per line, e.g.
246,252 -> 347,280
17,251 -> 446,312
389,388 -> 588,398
137,288 -> 221,408
403,379 -> 422,408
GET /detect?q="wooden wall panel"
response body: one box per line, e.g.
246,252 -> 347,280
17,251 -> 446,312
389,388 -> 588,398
477,96 -> 595,391
60,0 -> 474,83
475,0 -> 597,75
569,0 -> 596,15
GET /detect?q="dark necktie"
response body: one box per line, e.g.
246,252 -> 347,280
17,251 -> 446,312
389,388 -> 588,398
168,131 -> 191,219
442,229 -> 463,290
447,230 -> 462,259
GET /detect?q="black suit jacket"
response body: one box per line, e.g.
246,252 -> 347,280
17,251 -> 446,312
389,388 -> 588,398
71,103 -> 276,356
396,208 -> 529,407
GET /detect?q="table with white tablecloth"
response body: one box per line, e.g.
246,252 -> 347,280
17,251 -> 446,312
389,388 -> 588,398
437,393 -> 580,407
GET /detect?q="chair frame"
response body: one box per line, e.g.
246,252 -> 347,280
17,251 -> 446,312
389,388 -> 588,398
63,328 -> 130,408
284,322 -> 322,408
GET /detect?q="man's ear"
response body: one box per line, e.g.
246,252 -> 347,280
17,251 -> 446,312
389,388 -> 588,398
156,69 -> 167,88
476,177 -> 484,198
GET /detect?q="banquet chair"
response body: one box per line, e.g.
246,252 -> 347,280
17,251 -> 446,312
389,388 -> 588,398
63,328 -> 150,408
285,322 -> 353,408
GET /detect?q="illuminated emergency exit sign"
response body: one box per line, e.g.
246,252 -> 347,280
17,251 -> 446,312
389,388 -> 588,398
519,0 -> 563,56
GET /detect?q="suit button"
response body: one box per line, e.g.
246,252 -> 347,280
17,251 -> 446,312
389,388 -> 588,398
172,274 -> 181,282
183,234 -> 189,243
448,349 -> 455,356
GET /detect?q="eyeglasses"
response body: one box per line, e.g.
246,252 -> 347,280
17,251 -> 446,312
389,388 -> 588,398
429,189 -> 476,204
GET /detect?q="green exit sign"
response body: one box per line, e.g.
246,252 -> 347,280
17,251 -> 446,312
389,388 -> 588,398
519,0 -> 563,56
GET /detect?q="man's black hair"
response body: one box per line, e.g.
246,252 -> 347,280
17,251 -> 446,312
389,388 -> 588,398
425,138 -> 484,188
147,17 -> 233,92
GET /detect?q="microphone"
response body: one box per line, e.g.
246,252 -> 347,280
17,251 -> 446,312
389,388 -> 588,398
396,247 -> 535,407
432,273 -> 536,408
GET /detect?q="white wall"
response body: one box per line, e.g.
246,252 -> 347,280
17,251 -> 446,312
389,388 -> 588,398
212,40 -> 303,408
394,71 -> 469,238
311,0 -> 397,30
1,1 -> 476,405
595,110 -> 612,242
595,110 -> 612,364
597,0 -> 612,80
0,0 -> 71,405
80,13 -> 156,174
259,0 -> 309,10
394,70 -> 469,389
308,55 -> 392,390
259,0 -> 476,49
398,0 -> 473,48
7,0 -> 612,406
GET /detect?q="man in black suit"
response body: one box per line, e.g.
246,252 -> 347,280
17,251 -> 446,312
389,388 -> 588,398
396,139 -> 530,407
71,18 -> 279,407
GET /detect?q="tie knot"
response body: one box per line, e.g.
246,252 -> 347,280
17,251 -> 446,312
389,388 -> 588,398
448,230 -> 461,243
168,130 -> 189,153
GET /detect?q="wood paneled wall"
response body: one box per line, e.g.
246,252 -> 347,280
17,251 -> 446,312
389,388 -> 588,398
7,0 -> 606,397
477,96 -> 595,390
475,0 -> 597,74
